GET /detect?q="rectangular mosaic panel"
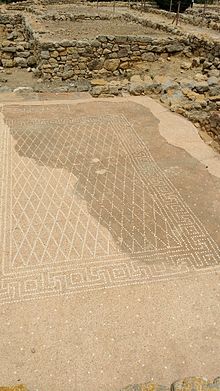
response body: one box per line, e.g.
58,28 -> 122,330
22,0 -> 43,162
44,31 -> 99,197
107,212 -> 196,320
0,106 -> 219,304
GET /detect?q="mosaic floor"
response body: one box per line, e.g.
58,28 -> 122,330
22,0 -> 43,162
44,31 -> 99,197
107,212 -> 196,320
0,99 -> 219,304
0,97 -> 220,391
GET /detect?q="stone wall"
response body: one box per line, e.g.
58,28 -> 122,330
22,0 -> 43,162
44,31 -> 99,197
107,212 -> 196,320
40,13 -> 110,21
0,3 -> 219,148
124,13 -> 220,58
42,0 -> 82,3
132,5 -> 220,32
120,377 -> 220,391
1,376 -> 220,391
186,8 -> 220,29
35,34 -> 190,81
0,13 -> 36,68
0,386 -> 28,391
29,13 -> 220,81
0,10 -> 219,78
201,111 -> 220,142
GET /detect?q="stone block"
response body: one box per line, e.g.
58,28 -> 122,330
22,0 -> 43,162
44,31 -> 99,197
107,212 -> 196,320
90,40 -> 101,48
129,81 -> 144,96
50,50 -> 59,58
97,36 -> 108,43
62,70 -> 74,80
27,55 -> 36,67
18,51 -> 30,58
90,85 -> 104,96
153,75 -> 170,84
2,47 -> 16,53
91,78 -> 107,86
13,87 -> 34,94
166,43 -> 185,53
141,52 -> 155,62
75,79 -> 91,92
130,75 -> 143,83
179,78 -> 195,89
171,377 -> 209,391
120,62 -> 129,70
41,50 -> 50,59
0,386 -> 28,391
207,76 -> 219,86
120,383 -> 169,391
118,48 -> 129,58
193,81 -> 209,93
88,59 -> 103,71
1,59 -> 14,67
104,59 -> 120,72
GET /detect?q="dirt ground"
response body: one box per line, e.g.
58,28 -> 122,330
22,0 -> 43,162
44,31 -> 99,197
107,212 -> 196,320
35,3 -> 220,42
33,17 -> 171,40
44,3 -> 130,14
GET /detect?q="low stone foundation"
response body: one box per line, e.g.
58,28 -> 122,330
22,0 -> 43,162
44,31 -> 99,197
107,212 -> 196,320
36,33 -> 189,81
0,13 -> 36,68
201,111 -> 220,142
120,377 -> 220,391
0,4 -> 219,149
0,386 -> 28,391
1,376 -> 220,391
125,13 -> 220,59
131,5 -> 220,32
0,10 -> 219,78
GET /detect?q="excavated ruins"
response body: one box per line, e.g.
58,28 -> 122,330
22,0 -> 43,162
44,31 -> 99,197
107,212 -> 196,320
0,2 -> 220,391
0,0 -> 219,147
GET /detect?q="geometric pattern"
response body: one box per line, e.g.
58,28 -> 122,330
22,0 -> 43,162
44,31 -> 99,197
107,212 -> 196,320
0,104 -> 219,304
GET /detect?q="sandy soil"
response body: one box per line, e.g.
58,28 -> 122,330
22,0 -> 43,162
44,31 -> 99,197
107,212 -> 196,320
32,17 -> 171,40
